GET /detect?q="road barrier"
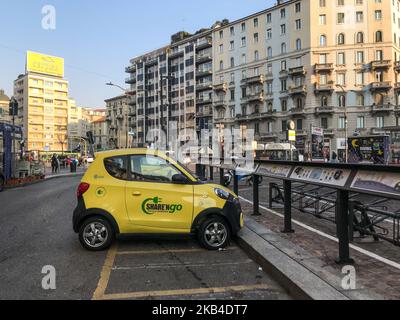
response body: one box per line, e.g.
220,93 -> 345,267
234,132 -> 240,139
201,159 -> 400,264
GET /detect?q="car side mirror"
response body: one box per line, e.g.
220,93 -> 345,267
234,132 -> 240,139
172,174 -> 189,184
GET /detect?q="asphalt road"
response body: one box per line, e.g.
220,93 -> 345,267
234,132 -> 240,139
0,176 -> 291,300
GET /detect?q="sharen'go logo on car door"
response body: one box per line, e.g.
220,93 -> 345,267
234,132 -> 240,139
142,197 -> 183,215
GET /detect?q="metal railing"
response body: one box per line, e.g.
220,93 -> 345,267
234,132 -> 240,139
199,158 -> 400,264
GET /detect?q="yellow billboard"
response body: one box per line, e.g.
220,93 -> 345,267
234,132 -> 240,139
26,51 -> 64,77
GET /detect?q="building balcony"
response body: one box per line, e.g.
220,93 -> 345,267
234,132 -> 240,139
236,113 -> 261,122
260,110 -> 277,120
315,106 -> 334,115
290,108 -> 305,116
196,38 -> 212,51
196,82 -> 213,92
260,133 -> 278,141
196,110 -> 212,118
196,97 -> 213,105
125,65 -> 136,74
296,130 -> 308,137
128,100 -> 137,107
241,75 -> 265,85
314,83 -> 334,94
370,60 -> 392,70
395,61 -> 400,72
196,53 -> 212,64
213,100 -> 227,109
288,66 -> 306,76
125,76 -> 136,84
323,129 -> 335,136
370,127 -> 387,135
245,93 -> 264,103
371,104 -> 395,114
144,57 -> 159,66
314,63 -> 334,73
196,69 -> 213,78
289,85 -> 307,96
369,81 -> 392,92
213,82 -> 228,92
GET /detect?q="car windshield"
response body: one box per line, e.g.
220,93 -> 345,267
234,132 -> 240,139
177,161 -> 200,181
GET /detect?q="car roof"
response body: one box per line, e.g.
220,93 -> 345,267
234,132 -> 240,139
95,148 -> 168,159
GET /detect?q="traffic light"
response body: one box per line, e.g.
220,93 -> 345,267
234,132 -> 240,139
9,97 -> 18,117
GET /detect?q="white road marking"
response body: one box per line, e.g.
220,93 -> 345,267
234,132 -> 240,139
239,196 -> 400,271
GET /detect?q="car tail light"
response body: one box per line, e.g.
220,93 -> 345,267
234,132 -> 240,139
77,183 -> 90,198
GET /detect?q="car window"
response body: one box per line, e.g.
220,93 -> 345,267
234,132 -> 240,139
130,155 -> 181,183
104,156 -> 128,180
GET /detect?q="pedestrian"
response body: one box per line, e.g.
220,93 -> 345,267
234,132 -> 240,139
330,152 -> 339,163
51,154 -> 58,174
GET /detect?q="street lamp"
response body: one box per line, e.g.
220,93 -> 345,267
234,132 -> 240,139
106,82 -> 134,149
160,75 -> 174,150
335,84 -> 349,163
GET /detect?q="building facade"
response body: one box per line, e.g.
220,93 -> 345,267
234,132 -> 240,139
125,30 -> 214,149
0,89 -> 10,123
213,0 -> 400,157
91,116 -> 108,151
105,95 -> 131,149
14,72 -> 69,152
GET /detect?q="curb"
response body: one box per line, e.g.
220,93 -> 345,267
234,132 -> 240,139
3,172 -> 85,190
237,217 -> 349,300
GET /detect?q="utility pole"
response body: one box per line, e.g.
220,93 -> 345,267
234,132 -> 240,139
336,84 -> 348,163
9,97 -> 18,178
160,75 -> 174,150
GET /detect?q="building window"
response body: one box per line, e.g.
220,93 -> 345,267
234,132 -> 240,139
376,116 -> 384,128
357,116 -> 365,129
321,96 -> 328,107
339,117 -> 346,129
375,31 -> 383,42
356,32 -> 364,43
321,117 -> 328,129
337,33 -> 345,45
296,39 -> 302,51
356,94 -> 365,106
320,35 -> 327,47
338,95 -> 346,107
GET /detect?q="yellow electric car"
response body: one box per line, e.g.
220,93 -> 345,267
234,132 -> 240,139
73,149 -> 243,251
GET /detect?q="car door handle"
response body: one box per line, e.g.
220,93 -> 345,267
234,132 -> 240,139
132,192 -> 142,196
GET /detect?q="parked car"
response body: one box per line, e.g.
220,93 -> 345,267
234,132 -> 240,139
73,149 -> 243,251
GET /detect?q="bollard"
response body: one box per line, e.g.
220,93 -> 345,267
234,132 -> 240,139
209,165 -> 213,181
196,163 -> 203,178
281,180 -> 294,234
233,170 -> 239,196
253,174 -> 260,216
269,182 -> 274,209
335,190 -> 354,264
219,168 -> 224,185
348,201 -> 355,243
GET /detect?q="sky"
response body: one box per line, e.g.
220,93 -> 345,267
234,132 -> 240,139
0,0 -> 273,108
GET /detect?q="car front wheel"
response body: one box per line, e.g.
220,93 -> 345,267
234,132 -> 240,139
78,217 -> 114,251
198,217 -> 231,250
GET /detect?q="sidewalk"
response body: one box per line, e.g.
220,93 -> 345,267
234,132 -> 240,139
237,201 -> 399,300
44,167 -> 86,180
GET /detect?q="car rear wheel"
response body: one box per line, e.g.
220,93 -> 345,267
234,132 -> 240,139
198,217 -> 231,250
79,217 -> 114,251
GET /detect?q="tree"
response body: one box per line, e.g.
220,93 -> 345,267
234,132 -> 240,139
57,134 -> 68,155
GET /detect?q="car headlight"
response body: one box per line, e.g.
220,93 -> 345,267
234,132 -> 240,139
214,188 -> 230,200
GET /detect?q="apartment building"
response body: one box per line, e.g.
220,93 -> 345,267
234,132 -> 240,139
213,0 -> 400,157
14,52 -> 69,152
125,31 -> 213,149
105,94 -> 130,149
0,89 -> 10,123
91,116 -> 108,151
